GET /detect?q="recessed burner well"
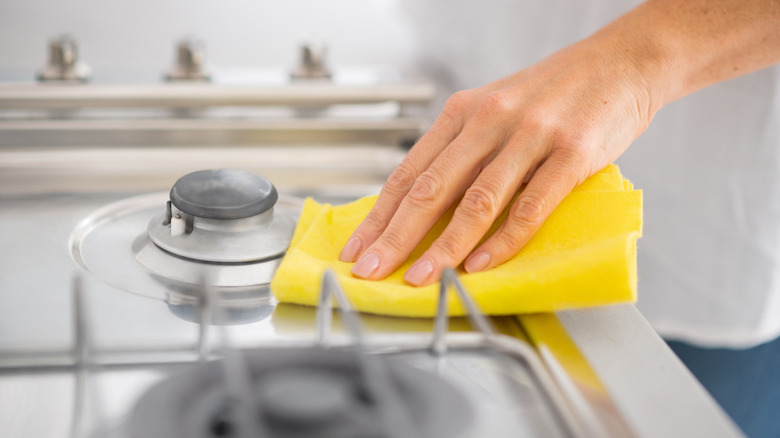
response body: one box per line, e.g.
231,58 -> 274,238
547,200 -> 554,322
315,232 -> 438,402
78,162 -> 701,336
130,348 -> 474,438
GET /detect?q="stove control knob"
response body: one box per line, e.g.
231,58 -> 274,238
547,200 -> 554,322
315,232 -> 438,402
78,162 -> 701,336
37,35 -> 92,82
290,42 -> 332,81
169,169 -> 278,220
164,38 -> 211,82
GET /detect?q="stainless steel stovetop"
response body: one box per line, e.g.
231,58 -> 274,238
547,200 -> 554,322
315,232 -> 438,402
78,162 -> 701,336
0,72 -> 742,438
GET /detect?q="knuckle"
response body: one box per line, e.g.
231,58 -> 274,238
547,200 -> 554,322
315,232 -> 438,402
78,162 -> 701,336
407,171 -> 444,205
478,92 -> 513,116
440,90 -> 472,121
555,144 -> 590,168
460,185 -> 500,219
360,211 -> 386,231
518,110 -> 551,135
446,90 -> 472,109
384,160 -> 417,194
554,131 -> 591,157
510,193 -> 546,226
377,231 -> 406,253
430,237 -> 461,260
550,144 -> 593,185
494,229 -> 522,251
554,127 -> 589,148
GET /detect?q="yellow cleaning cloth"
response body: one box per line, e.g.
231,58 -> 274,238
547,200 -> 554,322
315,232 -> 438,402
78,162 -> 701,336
270,165 -> 642,317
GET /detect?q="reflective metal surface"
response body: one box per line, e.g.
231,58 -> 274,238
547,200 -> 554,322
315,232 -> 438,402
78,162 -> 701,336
0,178 -> 745,438
147,205 -> 295,263
554,306 -> 745,438
36,35 -> 91,83
70,192 -> 303,296
291,42 -> 332,81
0,146 -> 405,196
0,82 -> 434,109
146,169 -> 296,264
168,169 -> 280,220
164,38 -> 211,82
0,73 -> 743,437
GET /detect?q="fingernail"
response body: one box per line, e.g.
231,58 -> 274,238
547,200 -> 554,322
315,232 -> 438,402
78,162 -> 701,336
339,236 -> 362,262
465,251 -> 490,273
351,253 -> 380,278
405,259 -> 434,286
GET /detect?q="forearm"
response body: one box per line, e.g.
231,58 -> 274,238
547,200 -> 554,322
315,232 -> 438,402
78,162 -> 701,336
592,0 -> 780,110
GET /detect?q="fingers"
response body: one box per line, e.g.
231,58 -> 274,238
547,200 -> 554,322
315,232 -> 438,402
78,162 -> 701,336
402,135 -> 544,286
464,149 -> 587,273
338,92 -> 470,262
338,155 -> 426,261
350,120 -> 508,280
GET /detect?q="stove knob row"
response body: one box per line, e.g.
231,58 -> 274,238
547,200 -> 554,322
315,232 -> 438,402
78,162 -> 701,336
36,35 -> 333,83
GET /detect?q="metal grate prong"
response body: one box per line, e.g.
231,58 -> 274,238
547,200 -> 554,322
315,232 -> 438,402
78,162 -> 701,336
431,268 -> 496,357
315,270 -> 419,438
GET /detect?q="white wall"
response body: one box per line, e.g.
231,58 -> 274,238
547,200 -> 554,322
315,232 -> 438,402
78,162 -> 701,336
0,0 -> 415,82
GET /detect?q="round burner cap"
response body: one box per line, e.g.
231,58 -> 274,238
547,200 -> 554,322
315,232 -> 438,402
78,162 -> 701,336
170,169 -> 278,220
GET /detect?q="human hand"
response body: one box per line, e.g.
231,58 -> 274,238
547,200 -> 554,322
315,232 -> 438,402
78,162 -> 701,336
336,0 -> 780,287
339,35 -> 658,286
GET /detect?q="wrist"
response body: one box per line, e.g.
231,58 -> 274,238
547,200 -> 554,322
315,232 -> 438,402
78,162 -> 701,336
585,10 -> 683,119
591,0 -> 780,112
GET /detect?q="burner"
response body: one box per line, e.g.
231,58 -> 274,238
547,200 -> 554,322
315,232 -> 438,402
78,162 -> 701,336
137,169 -> 296,287
70,170 -> 302,308
130,348 -> 473,438
146,169 -> 293,263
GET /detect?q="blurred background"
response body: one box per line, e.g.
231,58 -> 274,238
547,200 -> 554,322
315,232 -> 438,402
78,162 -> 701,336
0,0 -> 448,202
0,0 -> 415,82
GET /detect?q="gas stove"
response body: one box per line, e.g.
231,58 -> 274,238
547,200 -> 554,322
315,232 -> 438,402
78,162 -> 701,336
0,68 -> 742,437
58,167 -> 594,437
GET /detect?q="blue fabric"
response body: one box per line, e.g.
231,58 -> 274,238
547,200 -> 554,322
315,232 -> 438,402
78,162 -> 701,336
667,337 -> 780,438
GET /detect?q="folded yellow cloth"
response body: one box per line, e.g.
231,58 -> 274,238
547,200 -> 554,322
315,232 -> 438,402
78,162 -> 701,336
270,165 -> 642,317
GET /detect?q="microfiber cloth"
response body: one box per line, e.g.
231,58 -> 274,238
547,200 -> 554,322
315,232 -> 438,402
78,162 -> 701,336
270,165 -> 642,317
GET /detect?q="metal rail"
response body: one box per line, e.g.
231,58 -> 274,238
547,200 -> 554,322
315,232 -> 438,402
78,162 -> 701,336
0,82 -> 435,109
